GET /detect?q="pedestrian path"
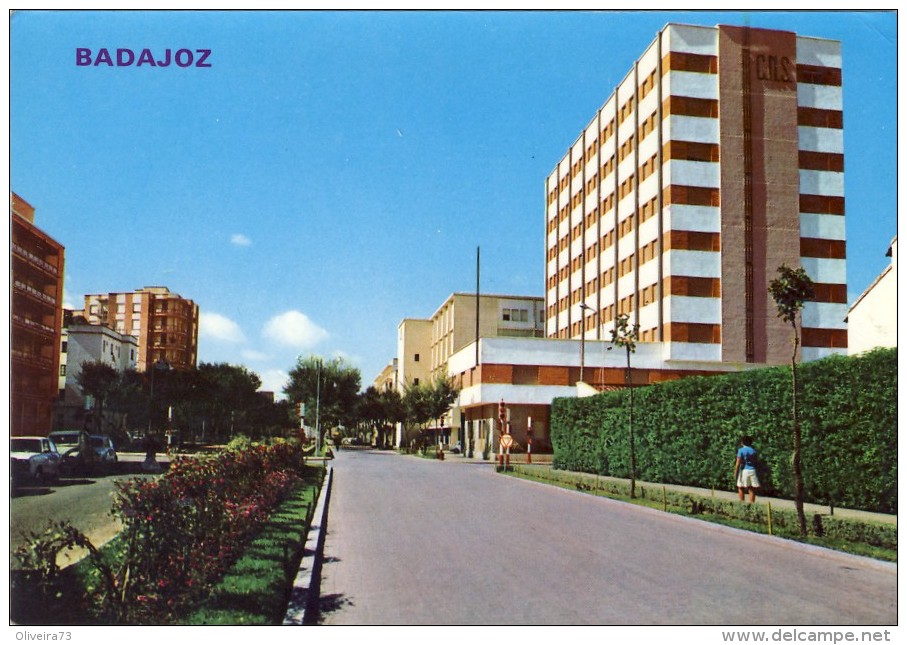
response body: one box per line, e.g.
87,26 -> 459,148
426,452 -> 897,526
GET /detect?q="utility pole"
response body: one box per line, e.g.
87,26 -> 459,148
315,358 -> 322,455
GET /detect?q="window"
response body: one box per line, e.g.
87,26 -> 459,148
414,354 -> 420,362
59,364 -> 66,376
413,378 -> 420,386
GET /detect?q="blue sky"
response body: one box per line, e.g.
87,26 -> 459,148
9,10 -> 898,396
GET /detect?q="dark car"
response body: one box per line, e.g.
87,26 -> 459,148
90,435 -> 117,463
49,430 -> 96,473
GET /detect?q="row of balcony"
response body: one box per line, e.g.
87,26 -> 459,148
12,313 -> 56,337
11,241 -> 60,277
11,347 -> 55,370
13,279 -> 58,306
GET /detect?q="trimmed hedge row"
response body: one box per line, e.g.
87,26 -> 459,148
551,348 -> 897,513
509,465 -> 897,552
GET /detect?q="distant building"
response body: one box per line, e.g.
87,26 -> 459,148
11,192 -> 65,437
396,318 -> 433,392
372,360 -> 398,393
55,316 -> 139,432
386,293 -> 545,448
545,23 -> 847,363
78,286 -> 199,371
846,237 -> 897,355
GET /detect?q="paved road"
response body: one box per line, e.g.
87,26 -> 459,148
317,450 -> 896,626
9,455 -> 167,567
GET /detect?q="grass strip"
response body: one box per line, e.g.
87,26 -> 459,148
505,465 -> 896,562
179,474 -> 322,625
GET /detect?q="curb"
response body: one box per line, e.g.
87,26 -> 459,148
283,464 -> 333,625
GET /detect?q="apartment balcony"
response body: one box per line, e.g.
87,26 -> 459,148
12,279 -> 58,307
11,313 -> 56,339
11,242 -> 60,277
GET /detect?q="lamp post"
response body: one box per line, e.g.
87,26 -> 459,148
147,358 -> 171,435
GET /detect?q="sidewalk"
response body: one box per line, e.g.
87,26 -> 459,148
436,454 -> 897,526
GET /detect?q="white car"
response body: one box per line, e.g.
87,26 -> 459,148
10,436 -> 62,483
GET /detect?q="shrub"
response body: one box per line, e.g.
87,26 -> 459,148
551,349 -> 897,513
13,439 -> 312,624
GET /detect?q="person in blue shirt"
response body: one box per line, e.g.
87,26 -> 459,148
735,436 -> 760,503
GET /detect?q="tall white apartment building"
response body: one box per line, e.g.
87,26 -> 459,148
545,24 -> 847,364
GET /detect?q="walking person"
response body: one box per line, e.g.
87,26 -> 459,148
735,436 -> 761,503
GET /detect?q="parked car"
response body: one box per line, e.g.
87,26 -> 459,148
90,435 -> 117,463
49,430 -> 96,473
48,430 -> 81,457
10,436 -> 62,484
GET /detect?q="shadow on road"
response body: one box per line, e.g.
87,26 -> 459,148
317,593 -> 354,624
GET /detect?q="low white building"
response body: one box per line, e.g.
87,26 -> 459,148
846,237 -> 897,355
55,321 -> 139,431
446,336 -> 771,459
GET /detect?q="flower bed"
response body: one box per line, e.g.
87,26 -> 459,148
13,439 -> 314,624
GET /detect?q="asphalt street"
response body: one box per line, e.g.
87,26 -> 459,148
316,449 -> 896,626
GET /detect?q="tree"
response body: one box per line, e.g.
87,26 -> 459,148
379,388 -> 406,448
105,368 -> 147,444
76,361 -> 119,434
190,363 -> 264,441
401,376 -> 459,450
284,355 -> 361,447
426,375 -> 459,428
610,313 -> 640,498
768,264 -> 816,537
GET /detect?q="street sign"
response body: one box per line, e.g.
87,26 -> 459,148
500,433 -> 513,449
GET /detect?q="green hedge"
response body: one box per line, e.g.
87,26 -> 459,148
551,348 -> 897,513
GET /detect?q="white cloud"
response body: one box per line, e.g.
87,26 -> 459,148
199,312 -> 246,343
262,310 -> 328,349
258,369 -> 289,400
231,233 -> 252,247
241,349 -> 270,362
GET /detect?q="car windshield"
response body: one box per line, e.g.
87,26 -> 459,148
90,437 -> 106,448
11,438 -> 43,453
50,433 -> 80,445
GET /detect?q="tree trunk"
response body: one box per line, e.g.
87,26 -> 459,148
627,347 -> 636,499
791,321 -> 807,537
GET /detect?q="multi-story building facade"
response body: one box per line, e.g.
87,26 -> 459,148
388,293 -> 545,448
79,286 -> 199,371
11,192 -> 65,437
54,316 -> 139,431
430,293 -> 545,376
372,360 -> 398,393
545,23 -> 847,363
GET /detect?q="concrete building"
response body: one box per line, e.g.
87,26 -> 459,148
11,192 -> 65,437
79,286 -> 199,371
372,360 -> 397,393
545,23 -> 847,363
443,23 -> 850,459
448,335 -> 769,458
54,317 -> 139,432
430,293 -> 545,375
386,293 -> 545,448
846,237 -> 897,355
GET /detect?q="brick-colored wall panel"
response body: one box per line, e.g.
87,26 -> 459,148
800,237 -> 847,259
800,194 -> 845,215
799,150 -> 844,172
802,327 -> 848,348
663,51 -> 718,74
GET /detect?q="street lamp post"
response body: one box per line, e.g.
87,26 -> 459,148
147,358 -> 171,435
